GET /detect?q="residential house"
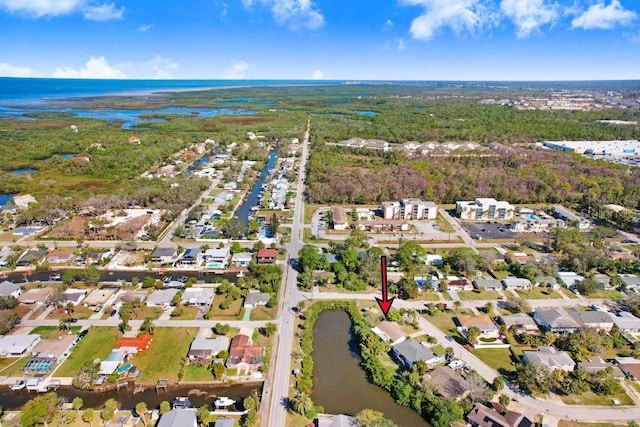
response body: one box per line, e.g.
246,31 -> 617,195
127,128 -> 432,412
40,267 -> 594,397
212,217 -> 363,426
371,321 -> 406,345
181,288 -> 214,307
188,336 -> 230,361
619,274 -> 640,292
0,280 -> 21,298
557,272 -> 585,289
114,334 -> 153,355
226,334 -> 263,374
150,247 -> 178,265
473,278 -> 503,291
456,198 -> 515,220
578,357 -> 625,378
523,346 -> 575,372
554,205 -> 591,229
99,349 -> 127,375
421,254 -> 444,266
178,248 -> 202,267
0,246 -> 13,268
0,334 -> 41,356
332,206 -> 348,230
498,313 -> 539,332
244,292 -> 270,308
146,289 -> 179,308
501,277 -> 532,290
115,291 -> 147,307
231,252 -> 253,268
425,366 -> 470,400
355,219 -> 409,232
381,199 -> 437,220
25,335 -> 76,373
504,252 -> 534,265
447,277 -> 473,291
391,338 -> 444,369
611,311 -> 640,335
13,194 -> 36,209
316,414 -> 358,427
567,308 -> 614,331
467,402 -> 532,427
18,287 -> 56,305
82,288 -> 117,308
615,357 -> 640,380
45,248 -> 75,264
456,315 -> 500,341
202,247 -> 230,269
256,248 -> 277,265
158,409 -> 197,427
15,248 -> 46,267
594,273 -> 611,290
63,288 -> 87,306
533,307 -> 581,333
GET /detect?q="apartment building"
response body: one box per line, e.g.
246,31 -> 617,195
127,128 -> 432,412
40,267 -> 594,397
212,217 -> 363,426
456,198 -> 515,220
381,199 -> 437,220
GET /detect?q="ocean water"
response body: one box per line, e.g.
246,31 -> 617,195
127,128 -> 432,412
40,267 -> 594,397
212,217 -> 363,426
0,78 -> 344,106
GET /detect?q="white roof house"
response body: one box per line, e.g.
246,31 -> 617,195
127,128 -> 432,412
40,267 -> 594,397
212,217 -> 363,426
0,334 -> 41,356
202,247 -> 230,268
0,280 -> 21,298
244,292 -> 270,308
501,276 -> 531,290
188,336 -> 230,359
181,288 -> 214,307
146,289 -> 179,307
523,346 -> 575,372
158,409 -> 197,427
611,312 -> 640,334
534,307 -> 581,333
557,272 -> 584,288
498,313 -> 539,332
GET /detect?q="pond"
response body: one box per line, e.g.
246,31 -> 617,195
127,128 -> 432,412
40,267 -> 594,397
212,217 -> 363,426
312,310 -> 429,427
0,193 -> 14,205
355,110 -> 378,117
10,168 -> 37,175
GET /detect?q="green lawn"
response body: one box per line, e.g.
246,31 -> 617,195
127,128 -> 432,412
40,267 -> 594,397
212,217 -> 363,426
558,288 -> 579,299
422,311 -> 458,335
418,291 -> 440,301
473,348 -> 518,373
250,305 -> 277,321
56,327 -> 121,377
587,289 -> 624,299
131,306 -> 163,320
31,325 -> 81,339
516,287 -> 562,299
209,295 -> 244,319
184,364 -> 215,382
458,290 -> 500,300
170,306 -> 200,320
132,327 -> 197,383
435,214 -> 454,233
561,388 -> 634,406
0,356 -> 30,376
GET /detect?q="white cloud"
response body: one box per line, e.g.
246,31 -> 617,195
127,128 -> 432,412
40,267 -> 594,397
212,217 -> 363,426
137,24 -> 152,32
224,60 -> 254,79
0,0 -> 84,17
243,0 -> 324,30
83,2 -> 123,21
500,0 -> 559,37
572,0 -> 637,29
400,0 -> 493,40
0,62 -> 35,77
311,69 -> 324,79
52,56 -> 127,79
396,38 -> 408,50
384,19 -> 394,29
145,55 -> 178,79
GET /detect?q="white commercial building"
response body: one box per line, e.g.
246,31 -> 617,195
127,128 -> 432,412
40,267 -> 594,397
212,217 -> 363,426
381,199 -> 437,220
456,198 -> 515,220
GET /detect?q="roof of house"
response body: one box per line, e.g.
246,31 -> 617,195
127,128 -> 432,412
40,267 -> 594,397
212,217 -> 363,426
0,334 -> 40,354
158,409 -> 197,427
332,206 -> 348,224
0,280 -> 20,296
534,307 -> 581,329
244,292 -> 270,306
214,419 -> 235,427
63,288 -> 86,304
18,287 -> 56,304
189,336 -> 230,354
473,278 -> 502,289
567,308 -> 613,325
523,346 -> 575,370
83,288 -> 117,305
619,274 -> 640,288
114,334 -> 153,352
17,248 -> 46,263
467,402 -> 532,427
372,321 -> 405,343
317,414 -> 358,427
147,288 -> 179,305
578,357 -> 625,378
257,248 -> 277,258
501,277 -> 532,287
116,291 -> 147,304
227,334 -> 263,366
182,247 -> 201,259
203,247 -> 230,258
181,287 -> 214,304
425,366 -> 469,400
611,311 -> 640,329
231,252 -> 253,261
498,313 -> 538,329
456,315 -> 499,332
392,338 -> 438,365
32,335 -> 75,360
151,247 -> 177,258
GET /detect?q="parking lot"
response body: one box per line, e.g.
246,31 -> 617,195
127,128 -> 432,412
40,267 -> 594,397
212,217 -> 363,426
462,221 -> 517,240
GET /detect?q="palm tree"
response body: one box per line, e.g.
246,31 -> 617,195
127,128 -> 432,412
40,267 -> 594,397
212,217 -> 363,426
82,408 -> 94,426
59,317 -> 71,332
72,397 -> 83,414
453,300 -> 462,312
290,391 -> 313,415
135,402 -> 147,426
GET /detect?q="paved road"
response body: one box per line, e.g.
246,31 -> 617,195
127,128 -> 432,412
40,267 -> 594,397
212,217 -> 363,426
264,118 -> 310,426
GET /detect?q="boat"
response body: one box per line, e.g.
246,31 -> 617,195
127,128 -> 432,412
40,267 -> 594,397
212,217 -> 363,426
171,396 -> 192,409
236,271 -> 245,278
11,379 -> 26,391
214,396 -> 236,408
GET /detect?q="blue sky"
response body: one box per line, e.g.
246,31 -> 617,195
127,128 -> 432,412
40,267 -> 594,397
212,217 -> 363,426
0,0 -> 639,80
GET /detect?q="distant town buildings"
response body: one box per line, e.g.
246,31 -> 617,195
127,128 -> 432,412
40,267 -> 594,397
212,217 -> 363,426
381,199 -> 437,220
456,198 -> 515,221
543,140 -> 640,157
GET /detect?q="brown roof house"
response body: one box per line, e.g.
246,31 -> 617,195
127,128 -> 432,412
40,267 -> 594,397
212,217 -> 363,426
256,248 -> 277,265
467,402 -> 533,427
226,334 -> 263,375
425,366 -> 470,400
331,206 -> 348,230
371,321 -> 406,345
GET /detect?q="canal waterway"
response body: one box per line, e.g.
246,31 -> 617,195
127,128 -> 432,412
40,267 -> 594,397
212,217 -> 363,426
235,150 -> 278,224
312,310 -> 430,427
0,382 -> 261,411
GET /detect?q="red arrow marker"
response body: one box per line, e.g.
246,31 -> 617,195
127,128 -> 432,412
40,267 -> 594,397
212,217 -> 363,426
375,256 -> 395,317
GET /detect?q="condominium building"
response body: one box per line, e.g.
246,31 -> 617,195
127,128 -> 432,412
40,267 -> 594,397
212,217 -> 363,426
456,198 -> 515,220
381,199 -> 437,220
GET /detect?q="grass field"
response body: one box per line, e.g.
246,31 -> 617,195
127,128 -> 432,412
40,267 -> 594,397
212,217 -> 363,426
422,311 -> 458,335
558,288 -> 579,299
209,295 -> 243,319
473,348 -> 518,373
418,291 -> 440,301
458,290 -> 500,300
184,364 -> 215,382
31,325 -> 81,339
250,305 -> 277,321
132,327 -> 197,383
0,356 -> 30,376
516,287 -> 561,299
130,306 -> 163,320
56,327 -> 120,377
170,306 -> 200,320
561,389 -> 634,406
